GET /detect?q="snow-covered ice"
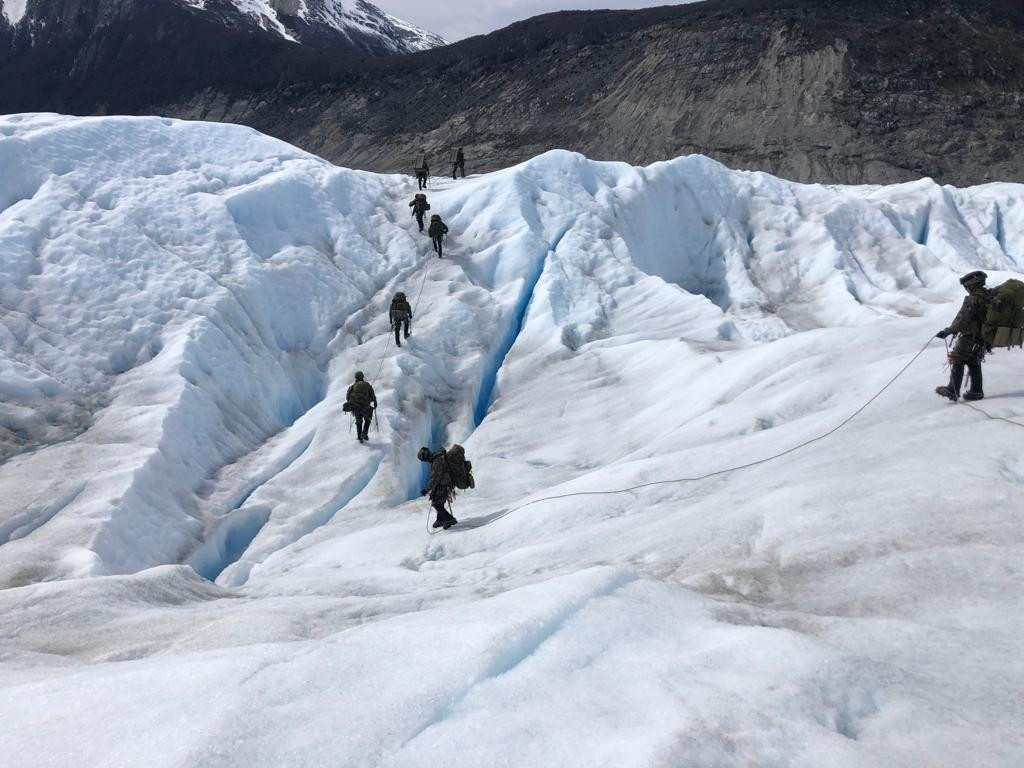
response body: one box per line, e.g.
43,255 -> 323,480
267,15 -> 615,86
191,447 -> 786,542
1,113 -> 1022,767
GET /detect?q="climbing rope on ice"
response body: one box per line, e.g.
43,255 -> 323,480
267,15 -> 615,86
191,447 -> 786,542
944,338 -> 1024,429
432,335 -> 940,534
961,402 -> 1024,429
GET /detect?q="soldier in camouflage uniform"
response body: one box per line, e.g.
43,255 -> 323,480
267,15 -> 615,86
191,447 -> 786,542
389,292 -> 413,347
418,446 -> 458,529
428,214 -> 449,258
415,156 -> 430,190
346,371 -> 378,443
408,193 -> 430,232
935,270 -> 989,402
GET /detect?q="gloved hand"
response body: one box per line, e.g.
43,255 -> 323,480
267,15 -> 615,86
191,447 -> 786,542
420,488 -> 428,497
936,329 -> 952,339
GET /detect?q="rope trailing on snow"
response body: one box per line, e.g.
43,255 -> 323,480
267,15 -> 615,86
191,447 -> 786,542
943,338 -> 1024,428
431,335 -> 939,534
962,402 -> 1024,429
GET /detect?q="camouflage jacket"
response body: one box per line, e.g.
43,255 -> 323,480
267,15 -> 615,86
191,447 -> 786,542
428,220 -> 449,238
390,297 -> 412,320
346,380 -> 377,409
424,450 -> 452,493
948,287 -> 990,339
409,197 -> 430,214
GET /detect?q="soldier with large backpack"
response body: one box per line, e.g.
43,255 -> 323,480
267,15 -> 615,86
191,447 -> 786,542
452,148 -> 466,180
935,270 -> 1024,401
414,156 -> 430,190
428,214 -> 449,258
344,371 -> 377,443
418,444 -> 475,529
408,193 -> 430,232
936,271 -> 990,401
390,292 -> 413,347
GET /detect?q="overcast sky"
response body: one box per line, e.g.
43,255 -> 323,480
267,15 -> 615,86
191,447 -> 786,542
378,1 -> 692,43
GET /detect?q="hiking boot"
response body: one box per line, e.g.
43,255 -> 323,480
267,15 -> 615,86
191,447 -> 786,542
443,517 -> 458,529
432,518 -> 444,529
963,391 -> 985,401
935,385 -> 958,401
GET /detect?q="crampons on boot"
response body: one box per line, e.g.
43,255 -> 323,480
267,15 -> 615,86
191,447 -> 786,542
433,513 -> 457,530
935,385 -> 958,401
963,391 -> 985,401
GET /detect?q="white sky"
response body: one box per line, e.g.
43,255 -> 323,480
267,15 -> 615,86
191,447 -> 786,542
378,1 -> 693,42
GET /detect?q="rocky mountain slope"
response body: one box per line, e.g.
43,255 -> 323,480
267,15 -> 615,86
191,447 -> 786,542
2,0 -> 1022,185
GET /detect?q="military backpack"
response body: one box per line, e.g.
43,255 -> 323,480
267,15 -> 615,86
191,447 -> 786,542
347,380 -> 373,408
982,279 -> 1024,349
445,444 -> 475,490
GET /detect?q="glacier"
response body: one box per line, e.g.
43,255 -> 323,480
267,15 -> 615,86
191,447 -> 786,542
0,113 -> 1022,767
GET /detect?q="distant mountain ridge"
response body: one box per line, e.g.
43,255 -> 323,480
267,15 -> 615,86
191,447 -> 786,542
174,0 -> 447,53
0,0 -> 445,55
1,0 -> 1022,186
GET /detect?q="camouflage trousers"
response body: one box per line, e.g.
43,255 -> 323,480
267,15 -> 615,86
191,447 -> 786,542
947,335 -> 984,396
429,486 -> 455,523
948,334 -> 985,365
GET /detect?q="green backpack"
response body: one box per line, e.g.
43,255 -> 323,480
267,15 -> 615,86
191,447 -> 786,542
982,279 -> 1024,349
445,444 -> 475,490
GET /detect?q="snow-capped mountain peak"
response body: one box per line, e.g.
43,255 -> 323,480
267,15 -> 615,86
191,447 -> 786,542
0,0 -> 446,56
1,0 -> 29,25
179,0 -> 447,53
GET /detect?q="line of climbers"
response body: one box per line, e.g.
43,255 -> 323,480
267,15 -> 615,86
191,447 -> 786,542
934,270 -> 1024,402
345,229 -> 1022,527
408,193 -> 450,257
413,147 -> 467,190
342,168 -> 476,529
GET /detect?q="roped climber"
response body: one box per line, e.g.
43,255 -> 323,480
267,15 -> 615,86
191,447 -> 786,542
345,371 -> 377,443
936,270 -> 989,402
415,155 -> 430,190
390,292 -> 412,347
418,446 -> 457,529
428,214 -> 449,258
408,193 -> 430,232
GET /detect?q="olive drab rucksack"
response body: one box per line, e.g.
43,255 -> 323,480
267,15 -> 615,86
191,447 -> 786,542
982,279 -> 1024,349
348,380 -> 373,407
445,444 -> 475,490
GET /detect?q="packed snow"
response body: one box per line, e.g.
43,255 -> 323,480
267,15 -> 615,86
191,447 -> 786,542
1,113 -> 1022,767
0,0 -> 28,26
